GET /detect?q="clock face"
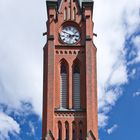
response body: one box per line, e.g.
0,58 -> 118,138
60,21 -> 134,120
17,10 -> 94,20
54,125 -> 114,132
60,26 -> 80,44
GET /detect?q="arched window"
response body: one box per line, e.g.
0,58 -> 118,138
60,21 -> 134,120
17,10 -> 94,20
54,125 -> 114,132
73,7 -> 76,20
64,7 -> 67,21
58,121 -> 62,140
65,121 -> 69,140
60,61 -> 68,109
72,121 -> 76,140
79,121 -> 83,140
73,64 -> 80,109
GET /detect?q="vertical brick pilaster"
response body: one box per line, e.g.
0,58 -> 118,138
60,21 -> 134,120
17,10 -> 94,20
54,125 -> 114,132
85,40 -> 98,140
69,121 -> 72,140
76,121 -> 79,140
55,122 -> 58,140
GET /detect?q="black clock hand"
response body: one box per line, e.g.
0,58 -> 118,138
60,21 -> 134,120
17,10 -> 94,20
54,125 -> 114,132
62,31 -> 71,35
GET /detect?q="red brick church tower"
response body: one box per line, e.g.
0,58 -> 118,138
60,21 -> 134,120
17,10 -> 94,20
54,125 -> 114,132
42,0 -> 98,139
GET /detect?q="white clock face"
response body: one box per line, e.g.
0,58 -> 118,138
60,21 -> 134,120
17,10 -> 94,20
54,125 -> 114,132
60,26 -> 80,44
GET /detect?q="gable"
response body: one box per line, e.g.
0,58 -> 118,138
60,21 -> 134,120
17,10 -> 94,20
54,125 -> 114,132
45,130 -> 54,140
86,130 -> 96,140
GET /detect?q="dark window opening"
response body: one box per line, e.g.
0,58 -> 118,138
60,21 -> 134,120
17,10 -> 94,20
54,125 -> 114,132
74,65 -> 80,73
58,122 -> 62,140
72,129 -> 76,140
72,121 -> 76,140
61,64 -> 67,73
65,122 -> 69,140
79,129 -> 82,140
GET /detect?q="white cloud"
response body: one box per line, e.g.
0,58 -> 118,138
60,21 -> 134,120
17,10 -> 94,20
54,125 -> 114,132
98,113 -> 108,128
107,124 -> 118,135
94,0 -> 140,128
133,92 -> 140,97
128,69 -> 136,78
0,0 -> 140,137
132,35 -> 140,63
0,0 -> 46,116
98,89 -> 122,128
109,62 -> 128,86
26,121 -> 35,136
0,112 -> 20,140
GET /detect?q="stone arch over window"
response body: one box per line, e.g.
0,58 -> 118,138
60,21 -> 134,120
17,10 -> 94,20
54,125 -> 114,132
58,121 -> 62,140
73,59 -> 81,109
72,121 -> 76,140
65,121 -> 69,140
60,59 -> 69,109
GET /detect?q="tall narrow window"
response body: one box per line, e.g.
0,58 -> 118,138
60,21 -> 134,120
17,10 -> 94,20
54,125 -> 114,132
73,7 -> 76,20
64,7 -> 67,21
72,121 -> 76,140
79,130 -> 82,140
73,64 -> 80,109
65,121 -> 69,140
79,121 -> 83,140
58,121 -> 62,140
60,63 -> 68,108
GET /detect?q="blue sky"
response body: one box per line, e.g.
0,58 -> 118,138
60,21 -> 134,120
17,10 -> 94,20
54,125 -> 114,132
0,0 -> 140,140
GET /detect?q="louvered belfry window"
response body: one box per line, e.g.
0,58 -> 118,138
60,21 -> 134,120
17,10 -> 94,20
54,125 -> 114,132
60,63 -> 68,109
73,65 -> 80,109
